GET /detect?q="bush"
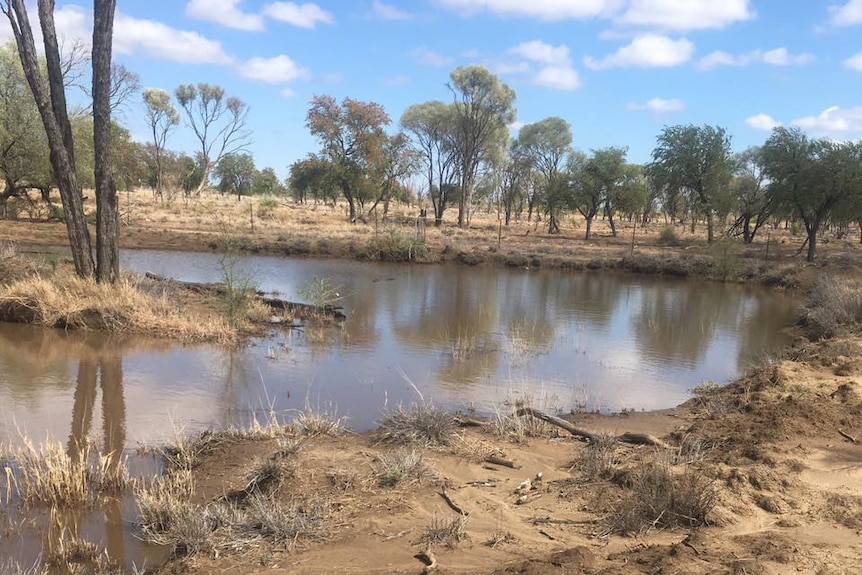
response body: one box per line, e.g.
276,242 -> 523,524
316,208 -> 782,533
376,402 -> 455,446
657,226 -> 680,246
364,228 -> 429,263
802,276 -> 862,340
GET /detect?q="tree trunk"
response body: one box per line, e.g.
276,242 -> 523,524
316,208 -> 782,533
92,0 -> 119,284
805,219 -> 818,262
5,0 -> 94,278
584,215 -> 593,240
706,211 -> 715,243
608,211 -> 617,237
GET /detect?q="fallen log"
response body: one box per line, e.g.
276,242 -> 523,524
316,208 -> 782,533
515,407 -> 669,448
144,272 -> 346,320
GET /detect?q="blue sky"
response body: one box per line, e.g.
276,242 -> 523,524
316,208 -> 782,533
5,0 -> 862,178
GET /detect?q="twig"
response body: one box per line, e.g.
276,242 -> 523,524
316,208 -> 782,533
485,455 -> 520,469
838,429 -> 858,443
439,486 -> 469,516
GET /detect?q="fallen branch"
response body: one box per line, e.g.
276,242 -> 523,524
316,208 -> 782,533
515,407 -> 669,448
838,429 -> 858,443
439,487 -> 469,516
485,455 -> 520,469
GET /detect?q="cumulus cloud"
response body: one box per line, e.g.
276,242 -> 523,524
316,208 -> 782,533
627,97 -> 685,113
745,113 -> 781,131
617,0 -> 755,30
829,0 -> 862,26
413,48 -> 454,67
697,47 -> 815,70
792,106 -> 862,134
186,0 -> 265,31
509,40 -> 581,90
0,5 -> 92,49
434,0 -> 614,20
238,55 -> 308,84
114,13 -> 234,65
383,75 -> 411,86
263,2 -> 334,28
373,0 -> 415,20
845,52 -> 862,71
584,34 -> 694,70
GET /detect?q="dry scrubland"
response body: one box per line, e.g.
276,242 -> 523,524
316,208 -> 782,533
0,191 -> 861,574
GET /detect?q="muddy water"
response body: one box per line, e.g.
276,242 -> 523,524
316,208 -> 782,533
0,250 -> 797,568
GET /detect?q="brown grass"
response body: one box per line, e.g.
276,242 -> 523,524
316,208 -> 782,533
0,271 -> 235,343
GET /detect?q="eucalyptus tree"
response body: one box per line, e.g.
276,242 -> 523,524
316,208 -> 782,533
648,124 -> 734,243
175,82 -> 251,196
3,0 -> 120,282
306,95 -> 390,222
590,146 -> 628,237
253,167 -> 283,196
762,127 -> 862,261
288,155 -> 334,205
569,152 -> 601,240
215,153 -> 256,200
730,147 -> 770,243
143,88 -> 179,200
517,117 -> 572,234
400,101 -> 459,225
448,65 -> 516,228
499,140 -> 531,226
369,132 -> 419,215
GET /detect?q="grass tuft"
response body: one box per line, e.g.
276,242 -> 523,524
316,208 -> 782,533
802,276 -> 862,340
376,402 -> 455,446
374,448 -> 434,487
417,513 -> 468,549
578,432 -> 618,479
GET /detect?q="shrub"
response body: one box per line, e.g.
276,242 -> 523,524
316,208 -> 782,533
657,226 -> 680,246
802,276 -> 862,340
375,448 -> 434,487
364,228 -> 429,263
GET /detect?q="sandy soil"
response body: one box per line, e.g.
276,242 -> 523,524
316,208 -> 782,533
2,192 -> 861,574
148,350 -> 862,575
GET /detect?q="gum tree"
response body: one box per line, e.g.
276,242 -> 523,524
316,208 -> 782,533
648,124 -> 733,243
518,117 -> 572,234
143,88 -> 179,200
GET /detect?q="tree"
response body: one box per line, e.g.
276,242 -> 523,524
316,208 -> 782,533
730,147 -> 770,244
648,125 -> 734,243
253,167 -> 282,196
288,155 -> 334,204
143,88 -> 179,200
400,100 -> 458,226
306,95 -> 390,222
448,65 -> 516,228
214,153 -> 256,200
175,83 -> 250,196
499,140 -> 531,226
590,146 -> 628,237
371,132 -> 419,215
3,0 -> 94,277
762,127 -> 862,261
569,152 -> 601,240
518,117 -> 572,234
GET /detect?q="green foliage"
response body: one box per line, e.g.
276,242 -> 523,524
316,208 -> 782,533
518,117 -> 573,234
216,237 -> 258,328
364,228 -> 429,262
215,153 -> 256,199
253,167 -> 283,196
298,276 -> 344,307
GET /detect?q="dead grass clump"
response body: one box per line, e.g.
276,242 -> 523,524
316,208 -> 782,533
376,402 -> 455,446
802,276 -> 862,340
5,438 -> 127,508
136,469 -> 196,535
242,458 -> 292,497
295,404 -> 347,437
607,460 -> 717,536
490,394 -> 558,441
0,559 -> 44,575
0,272 -> 234,343
417,513 -> 469,549
244,494 -> 329,549
578,433 -> 618,479
374,448 -> 435,487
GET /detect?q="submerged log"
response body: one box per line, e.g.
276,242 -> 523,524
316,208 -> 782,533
144,272 -> 346,320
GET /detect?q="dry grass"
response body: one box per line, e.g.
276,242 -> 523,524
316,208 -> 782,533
374,448 -> 435,487
0,559 -> 44,575
490,392 -> 559,441
578,433 -> 618,479
3,437 -> 128,508
607,459 -> 717,536
802,276 -> 862,340
294,404 -> 347,437
416,513 -> 469,549
0,271 -> 235,343
375,402 -> 455,446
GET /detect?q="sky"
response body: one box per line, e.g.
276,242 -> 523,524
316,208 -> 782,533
3,0 -> 862,179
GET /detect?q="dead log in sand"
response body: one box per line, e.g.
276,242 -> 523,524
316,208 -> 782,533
144,272 -> 346,320
515,407 -> 669,448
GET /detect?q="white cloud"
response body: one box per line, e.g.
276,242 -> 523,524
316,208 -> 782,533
0,5 -> 92,49
792,106 -> 862,134
618,0 -> 755,30
383,75 -> 411,86
745,113 -> 781,131
508,120 -> 525,132
373,0 -> 415,20
697,47 -> 815,70
434,0 -> 615,20
627,97 -> 685,113
186,0 -> 265,31
845,52 -> 862,71
263,2 -> 334,28
413,47 -> 454,67
494,61 -> 530,74
114,13 -> 234,65
584,35 -> 694,70
829,0 -> 862,26
280,88 -> 296,98
509,40 -> 580,90
238,55 -> 308,84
